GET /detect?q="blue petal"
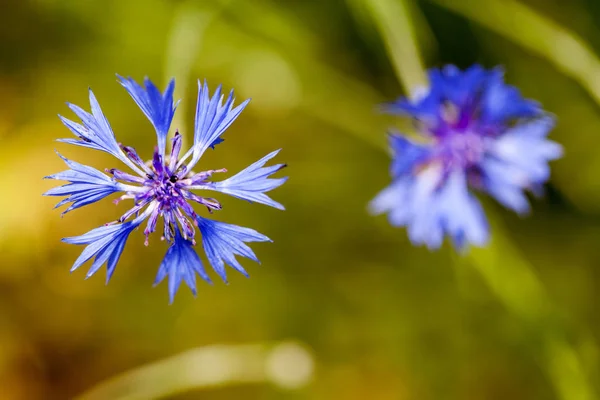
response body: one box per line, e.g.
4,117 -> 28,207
382,88 -> 441,120
369,177 -> 413,226
480,158 -> 531,214
403,166 -> 447,249
437,171 -> 489,249
436,64 -> 487,108
490,117 -> 562,182
388,133 -> 431,178
370,165 -> 444,249
382,65 -> 486,120
195,150 -> 287,210
480,68 -> 540,123
196,217 -> 270,283
383,65 -> 541,128
58,89 -> 143,175
43,152 -> 130,214
118,75 -> 178,157
62,218 -> 141,283
154,229 -> 211,304
370,167 -> 489,250
481,117 -> 562,213
184,80 -> 250,170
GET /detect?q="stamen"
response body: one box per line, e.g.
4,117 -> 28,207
175,207 -> 196,243
186,168 -> 227,185
118,198 -> 151,223
168,131 -> 182,172
121,144 -> 153,175
113,193 -> 135,205
202,198 -> 222,213
106,168 -> 145,184
152,146 -> 166,177
184,191 -> 222,212
176,197 -> 197,220
143,204 -> 161,245
163,211 -> 176,242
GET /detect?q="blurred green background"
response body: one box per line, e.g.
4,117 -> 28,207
2,0 -> 600,398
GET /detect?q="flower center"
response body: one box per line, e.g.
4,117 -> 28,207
439,130 -> 485,169
153,174 -> 179,207
427,102 -> 486,170
106,132 -> 227,246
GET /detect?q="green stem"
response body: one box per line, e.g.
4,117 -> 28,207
163,1 -> 228,146
465,219 -> 593,400
75,342 -> 313,400
363,0 -> 428,91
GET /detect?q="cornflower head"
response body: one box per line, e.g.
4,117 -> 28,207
45,76 -> 287,302
370,65 -> 562,251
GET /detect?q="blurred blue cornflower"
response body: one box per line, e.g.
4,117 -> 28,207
370,65 -> 562,250
45,76 -> 287,302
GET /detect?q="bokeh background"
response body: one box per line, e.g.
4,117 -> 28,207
2,0 -> 600,398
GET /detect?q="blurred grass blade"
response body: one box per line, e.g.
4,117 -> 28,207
466,219 -> 594,400
466,222 -> 547,321
361,0 -> 428,91
429,0 -> 600,106
205,0 -> 395,150
164,1 -> 230,143
546,335 -> 594,400
76,341 -> 313,400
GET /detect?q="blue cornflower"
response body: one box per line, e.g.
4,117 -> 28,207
370,65 -> 562,250
45,76 -> 287,302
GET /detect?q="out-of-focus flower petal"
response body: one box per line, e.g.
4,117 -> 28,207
371,65 -> 561,251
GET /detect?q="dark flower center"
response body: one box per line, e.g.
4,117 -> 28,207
434,102 -> 486,170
